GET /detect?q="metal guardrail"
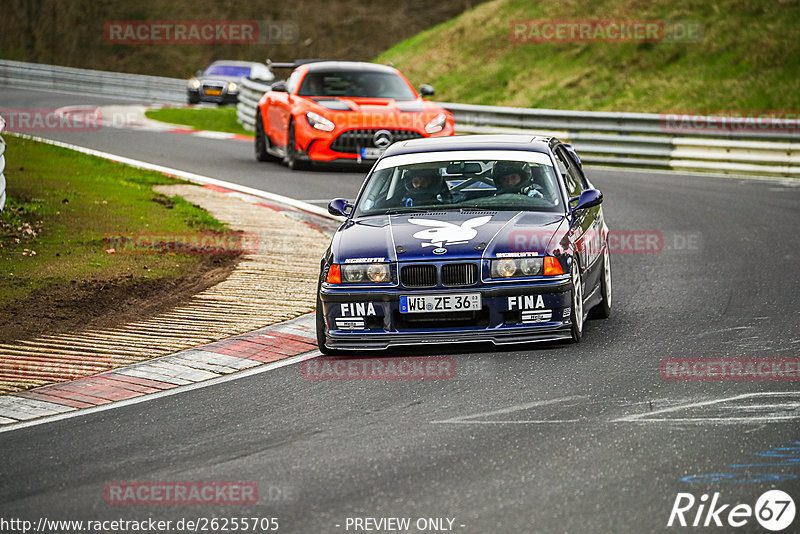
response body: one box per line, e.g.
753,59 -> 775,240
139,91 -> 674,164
236,78 -> 272,132
0,116 -> 6,212
0,60 -> 185,103
1,61 -> 797,177
445,103 -> 800,176
236,77 -> 800,177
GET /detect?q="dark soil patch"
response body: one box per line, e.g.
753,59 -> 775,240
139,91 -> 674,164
0,253 -> 239,344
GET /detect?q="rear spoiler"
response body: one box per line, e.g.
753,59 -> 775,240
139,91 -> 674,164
266,59 -> 333,70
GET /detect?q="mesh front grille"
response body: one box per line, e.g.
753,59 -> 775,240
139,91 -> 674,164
441,263 -> 479,286
330,129 -> 424,154
401,265 -> 437,288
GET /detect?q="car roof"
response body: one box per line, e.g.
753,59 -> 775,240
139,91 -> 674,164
382,134 -> 555,158
208,60 -> 258,67
304,61 -> 398,74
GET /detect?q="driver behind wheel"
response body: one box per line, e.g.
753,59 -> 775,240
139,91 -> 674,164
492,161 -> 544,198
401,168 -> 445,206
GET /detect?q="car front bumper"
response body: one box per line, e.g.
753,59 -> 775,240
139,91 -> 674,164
295,121 -> 455,165
187,89 -> 238,104
319,277 -> 574,350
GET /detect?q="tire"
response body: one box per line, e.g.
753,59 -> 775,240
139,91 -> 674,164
569,260 -> 584,343
284,120 -> 307,170
589,246 -> 612,319
315,293 -> 341,355
255,112 -> 277,162
187,94 -> 200,105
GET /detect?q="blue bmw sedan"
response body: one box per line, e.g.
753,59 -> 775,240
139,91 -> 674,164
316,134 -> 611,353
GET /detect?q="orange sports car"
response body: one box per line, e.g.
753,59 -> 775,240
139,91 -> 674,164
254,61 -> 455,170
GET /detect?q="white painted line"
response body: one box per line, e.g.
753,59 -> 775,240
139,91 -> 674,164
613,392 -> 800,423
191,130 -> 237,140
143,361 -> 220,382
4,132 -> 341,220
115,367 -> 192,385
434,419 -> 582,425
729,403 -> 800,410
0,351 -> 321,434
431,396 -> 585,424
168,356 -> 239,374
623,416 -> 800,424
184,350 -> 263,370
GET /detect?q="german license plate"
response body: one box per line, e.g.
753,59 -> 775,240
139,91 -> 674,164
399,293 -> 481,313
204,88 -> 222,96
360,147 -> 384,159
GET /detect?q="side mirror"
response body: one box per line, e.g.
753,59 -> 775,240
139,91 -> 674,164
419,84 -> 435,97
270,81 -> 287,92
570,189 -> 603,212
196,69 -> 203,77
328,198 -> 353,217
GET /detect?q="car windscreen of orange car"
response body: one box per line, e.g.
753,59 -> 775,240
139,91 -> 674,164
297,71 -> 417,99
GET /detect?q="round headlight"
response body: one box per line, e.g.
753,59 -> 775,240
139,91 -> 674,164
495,258 -> 517,278
227,81 -> 238,92
341,265 -> 365,283
367,264 -> 390,283
519,257 -> 542,276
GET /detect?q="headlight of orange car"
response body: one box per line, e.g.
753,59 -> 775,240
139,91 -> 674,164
424,113 -> 447,134
306,111 -> 335,132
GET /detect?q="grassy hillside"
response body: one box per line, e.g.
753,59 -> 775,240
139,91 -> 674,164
377,0 -> 800,113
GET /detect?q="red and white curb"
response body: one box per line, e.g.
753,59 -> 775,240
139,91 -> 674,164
0,314 -> 319,427
54,104 -> 252,141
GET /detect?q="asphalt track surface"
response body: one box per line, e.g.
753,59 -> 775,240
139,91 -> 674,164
1,87 -> 799,533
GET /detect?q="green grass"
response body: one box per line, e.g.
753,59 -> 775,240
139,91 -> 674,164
0,137 -> 233,305
145,106 -> 253,137
377,0 -> 800,113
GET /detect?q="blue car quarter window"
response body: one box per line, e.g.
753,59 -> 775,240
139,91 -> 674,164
354,150 -> 562,217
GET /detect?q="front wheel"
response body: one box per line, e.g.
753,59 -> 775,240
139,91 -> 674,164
284,120 -> 307,170
570,261 -> 584,343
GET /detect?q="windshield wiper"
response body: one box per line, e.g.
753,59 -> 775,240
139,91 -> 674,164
382,208 -> 441,215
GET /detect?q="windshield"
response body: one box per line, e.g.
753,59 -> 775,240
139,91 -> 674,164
297,70 -> 416,99
204,64 -> 251,77
354,157 -> 563,216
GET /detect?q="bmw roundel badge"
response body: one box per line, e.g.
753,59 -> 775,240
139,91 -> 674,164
433,247 -> 447,255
